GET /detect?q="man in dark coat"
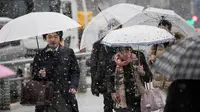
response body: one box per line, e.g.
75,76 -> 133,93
90,38 -> 117,112
90,25 -> 123,112
31,31 -> 80,112
90,24 -> 122,112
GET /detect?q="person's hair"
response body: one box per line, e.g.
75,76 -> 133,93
119,47 -> 132,51
174,32 -> 185,40
43,31 -> 63,41
158,19 -> 172,31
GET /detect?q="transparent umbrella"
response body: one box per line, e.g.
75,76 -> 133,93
124,7 -> 198,37
80,3 -> 144,50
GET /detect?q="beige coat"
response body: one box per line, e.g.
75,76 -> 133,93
149,32 -> 185,90
149,44 -> 171,90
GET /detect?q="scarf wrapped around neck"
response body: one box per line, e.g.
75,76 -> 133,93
114,51 -> 138,71
113,51 -> 143,108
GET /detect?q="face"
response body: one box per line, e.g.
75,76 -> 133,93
158,25 -> 170,32
120,48 -> 131,54
45,33 -> 60,48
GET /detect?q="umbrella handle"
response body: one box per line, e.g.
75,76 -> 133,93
36,36 -> 40,49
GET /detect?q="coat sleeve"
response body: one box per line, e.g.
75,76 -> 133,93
31,52 -> 43,81
69,49 -> 80,90
107,53 -> 117,93
139,51 -> 153,82
90,43 -> 99,83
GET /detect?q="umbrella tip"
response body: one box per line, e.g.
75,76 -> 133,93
161,16 -> 165,20
98,7 -> 102,12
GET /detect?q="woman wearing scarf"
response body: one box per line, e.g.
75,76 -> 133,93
109,47 -> 152,112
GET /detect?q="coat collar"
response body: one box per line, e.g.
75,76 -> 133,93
43,44 -> 64,54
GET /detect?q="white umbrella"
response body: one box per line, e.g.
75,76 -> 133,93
0,12 -> 80,43
124,7 -> 198,37
101,25 -> 175,47
80,3 -> 144,50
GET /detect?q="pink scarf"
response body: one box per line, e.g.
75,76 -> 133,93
114,51 -> 138,71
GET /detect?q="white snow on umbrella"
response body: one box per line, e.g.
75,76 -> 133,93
101,25 -> 175,47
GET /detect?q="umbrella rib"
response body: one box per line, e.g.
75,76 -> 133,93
144,13 -> 159,21
138,18 -> 157,25
99,11 -> 109,23
4,27 -> 12,42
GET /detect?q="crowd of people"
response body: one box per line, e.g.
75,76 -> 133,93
27,16 -> 195,112
90,19 -> 185,112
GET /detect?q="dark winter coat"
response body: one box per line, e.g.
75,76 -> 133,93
109,50 -> 152,111
32,45 -> 80,112
90,39 -> 117,94
164,80 -> 200,112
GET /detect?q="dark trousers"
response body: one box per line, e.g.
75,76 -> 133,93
115,108 -> 131,112
103,93 -> 114,112
35,105 -> 49,112
35,91 -> 78,112
115,108 -> 141,112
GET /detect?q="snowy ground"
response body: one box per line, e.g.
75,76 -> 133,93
3,77 -> 167,112
4,88 -> 103,112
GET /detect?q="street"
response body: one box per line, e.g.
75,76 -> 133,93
2,77 -> 104,112
5,88 -> 104,112
1,76 -> 167,112
7,90 -> 166,112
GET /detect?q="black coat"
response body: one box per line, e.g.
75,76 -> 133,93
90,39 -> 117,94
32,45 -> 80,112
164,80 -> 200,112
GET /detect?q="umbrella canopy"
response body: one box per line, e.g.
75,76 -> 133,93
0,12 -> 80,43
124,7 -> 198,37
80,3 -> 144,49
152,36 -> 200,80
101,25 -> 175,47
0,64 -> 16,78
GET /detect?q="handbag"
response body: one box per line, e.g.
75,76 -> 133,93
140,82 -> 165,112
20,80 -> 54,106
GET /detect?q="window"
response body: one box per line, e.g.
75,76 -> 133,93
10,40 -> 20,46
0,42 -> 10,48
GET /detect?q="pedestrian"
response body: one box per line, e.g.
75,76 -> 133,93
31,31 -> 80,112
90,38 -> 116,112
148,19 -> 173,90
109,47 -> 152,112
90,24 -> 122,112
